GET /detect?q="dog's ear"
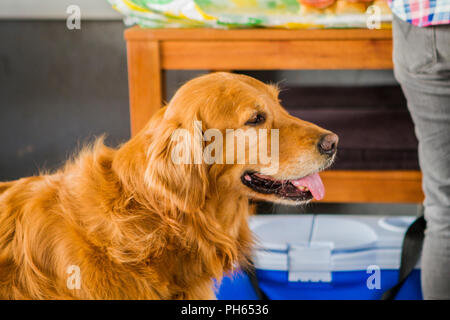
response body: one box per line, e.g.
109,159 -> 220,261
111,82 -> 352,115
144,118 -> 209,213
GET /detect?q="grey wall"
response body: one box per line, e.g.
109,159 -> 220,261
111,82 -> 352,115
0,0 -> 121,19
0,21 -> 130,181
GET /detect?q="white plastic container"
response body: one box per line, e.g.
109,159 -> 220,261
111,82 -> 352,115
218,215 -> 422,300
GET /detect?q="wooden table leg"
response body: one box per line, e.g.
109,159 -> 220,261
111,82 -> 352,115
126,40 -> 162,137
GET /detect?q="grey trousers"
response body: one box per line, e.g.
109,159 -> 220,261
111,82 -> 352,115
393,15 -> 450,300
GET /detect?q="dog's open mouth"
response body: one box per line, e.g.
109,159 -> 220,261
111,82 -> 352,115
241,171 -> 325,201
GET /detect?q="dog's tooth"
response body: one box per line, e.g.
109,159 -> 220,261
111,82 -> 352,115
294,185 -> 309,191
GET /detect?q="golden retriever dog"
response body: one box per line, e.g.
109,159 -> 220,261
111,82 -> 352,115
0,72 -> 338,299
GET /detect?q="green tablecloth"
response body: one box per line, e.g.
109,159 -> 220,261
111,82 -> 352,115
108,0 -> 393,29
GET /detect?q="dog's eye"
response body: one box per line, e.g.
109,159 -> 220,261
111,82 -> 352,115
245,113 -> 266,126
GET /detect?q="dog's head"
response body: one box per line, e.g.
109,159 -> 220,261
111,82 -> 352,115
129,72 -> 337,212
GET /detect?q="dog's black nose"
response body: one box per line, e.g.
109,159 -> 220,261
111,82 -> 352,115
318,133 -> 338,155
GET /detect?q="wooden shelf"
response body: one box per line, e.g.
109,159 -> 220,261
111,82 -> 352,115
126,27 -> 393,71
125,27 -> 393,41
320,170 -> 423,203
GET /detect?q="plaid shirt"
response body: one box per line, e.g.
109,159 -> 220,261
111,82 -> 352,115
389,0 -> 450,26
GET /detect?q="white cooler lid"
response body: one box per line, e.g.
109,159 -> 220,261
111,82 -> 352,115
251,214 -> 419,282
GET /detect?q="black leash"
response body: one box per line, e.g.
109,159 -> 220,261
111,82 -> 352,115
245,260 -> 269,300
381,215 -> 426,300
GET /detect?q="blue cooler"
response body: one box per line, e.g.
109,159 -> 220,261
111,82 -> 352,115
217,215 -> 422,300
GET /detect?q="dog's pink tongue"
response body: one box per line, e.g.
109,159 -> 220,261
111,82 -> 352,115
291,173 -> 325,200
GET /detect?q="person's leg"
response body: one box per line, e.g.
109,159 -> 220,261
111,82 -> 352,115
392,15 -> 450,300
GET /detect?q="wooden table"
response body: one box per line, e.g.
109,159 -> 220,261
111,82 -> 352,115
124,27 -> 424,204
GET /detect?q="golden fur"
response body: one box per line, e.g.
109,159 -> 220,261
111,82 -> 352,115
0,72 -> 334,299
